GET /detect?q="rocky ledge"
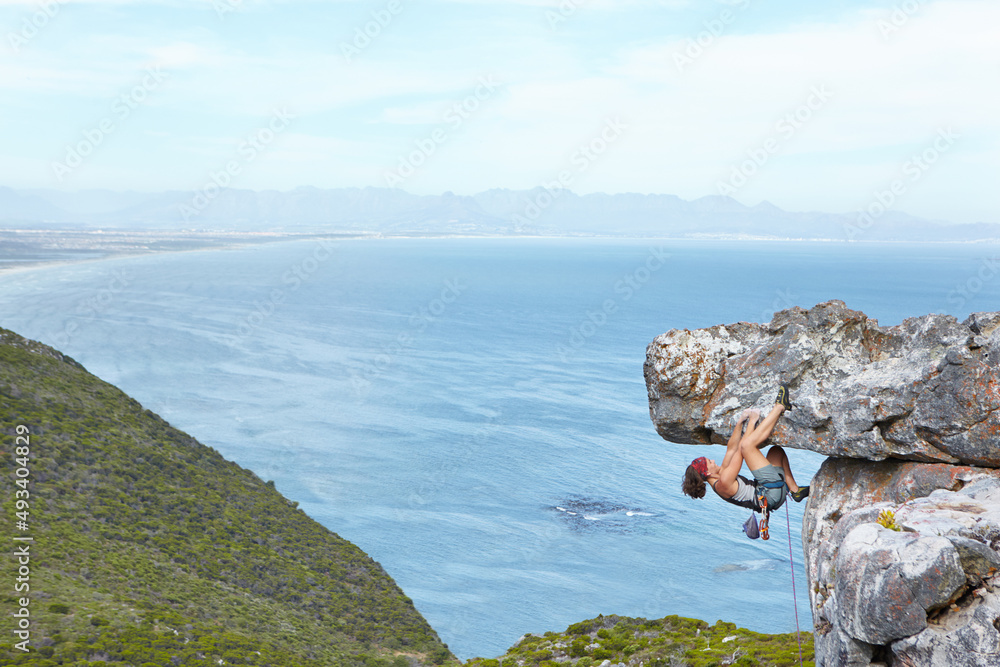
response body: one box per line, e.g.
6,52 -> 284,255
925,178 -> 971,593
644,299 -> 1000,467
644,302 -> 1000,667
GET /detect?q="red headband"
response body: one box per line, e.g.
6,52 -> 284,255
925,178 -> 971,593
691,456 -> 708,478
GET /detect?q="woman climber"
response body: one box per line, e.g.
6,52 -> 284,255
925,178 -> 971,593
681,384 -> 809,520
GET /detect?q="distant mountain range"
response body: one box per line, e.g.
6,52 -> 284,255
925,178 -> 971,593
1,185 -> 997,242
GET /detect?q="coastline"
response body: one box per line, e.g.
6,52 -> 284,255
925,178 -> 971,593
0,229 -> 378,276
2,228 -> 997,279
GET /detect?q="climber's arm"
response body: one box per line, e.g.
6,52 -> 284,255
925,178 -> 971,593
717,410 -> 755,496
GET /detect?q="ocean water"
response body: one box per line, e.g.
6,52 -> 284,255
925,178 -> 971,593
0,238 -> 997,659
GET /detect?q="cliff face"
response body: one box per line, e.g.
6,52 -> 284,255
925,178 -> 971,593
806,459 -> 1000,665
644,302 -> 1000,667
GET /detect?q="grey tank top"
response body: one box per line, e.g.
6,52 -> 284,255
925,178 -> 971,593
717,474 -> 759,511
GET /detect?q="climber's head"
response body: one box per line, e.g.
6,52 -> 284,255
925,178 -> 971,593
690,456 -> 708,477
682,457 -> 708,499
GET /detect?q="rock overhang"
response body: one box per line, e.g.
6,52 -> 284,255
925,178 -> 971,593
645,300 -> 1000,468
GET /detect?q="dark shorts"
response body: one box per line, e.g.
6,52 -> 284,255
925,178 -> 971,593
752,464 -> 786,511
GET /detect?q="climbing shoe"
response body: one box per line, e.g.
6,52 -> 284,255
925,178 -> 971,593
775,383 -> 793,411
791,486 -> 810,502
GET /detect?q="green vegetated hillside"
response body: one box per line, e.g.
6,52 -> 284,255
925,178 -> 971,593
468,614 -> 814,667
0,328 -> 454,667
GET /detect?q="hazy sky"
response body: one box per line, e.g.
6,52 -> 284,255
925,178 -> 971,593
1,0 -> 997,223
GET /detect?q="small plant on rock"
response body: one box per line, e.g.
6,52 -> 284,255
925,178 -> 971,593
877,509 -> 901,531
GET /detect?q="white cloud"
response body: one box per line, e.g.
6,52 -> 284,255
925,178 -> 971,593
570,0 -> 1000,218
0,0 -> 997,222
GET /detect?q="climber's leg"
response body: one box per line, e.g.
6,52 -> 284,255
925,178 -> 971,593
739,402 -> 785,463
739,402 -> 792,509
765,445 -> 800,493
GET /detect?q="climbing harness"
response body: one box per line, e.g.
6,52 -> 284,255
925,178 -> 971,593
754,479 -> 786,541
